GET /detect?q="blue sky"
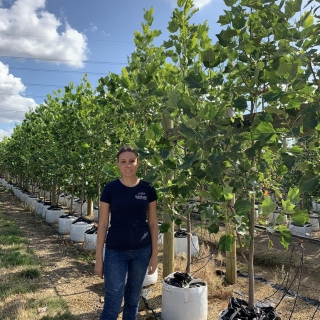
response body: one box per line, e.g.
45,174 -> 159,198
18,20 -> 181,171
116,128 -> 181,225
0,0 -> 227,140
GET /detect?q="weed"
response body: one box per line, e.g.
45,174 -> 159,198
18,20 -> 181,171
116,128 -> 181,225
76,252 -> 95,262
0,250 -> 34,267
27,297 -> 77,319
0,282 -> 38,299
17,268 -> 40,279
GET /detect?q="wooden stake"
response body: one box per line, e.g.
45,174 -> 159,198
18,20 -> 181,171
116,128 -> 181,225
226,194 -> 237,284
162,116 -> 174,278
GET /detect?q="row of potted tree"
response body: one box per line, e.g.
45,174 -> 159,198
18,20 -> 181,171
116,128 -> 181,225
1,0 -> 320,317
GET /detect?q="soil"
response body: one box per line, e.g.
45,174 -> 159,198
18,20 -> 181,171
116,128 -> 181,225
1,186 -> 320,320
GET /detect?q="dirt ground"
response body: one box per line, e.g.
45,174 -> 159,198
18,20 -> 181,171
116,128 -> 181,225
1,186 -> 320,320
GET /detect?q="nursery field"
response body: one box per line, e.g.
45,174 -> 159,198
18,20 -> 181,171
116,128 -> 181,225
1,186 -> 320,320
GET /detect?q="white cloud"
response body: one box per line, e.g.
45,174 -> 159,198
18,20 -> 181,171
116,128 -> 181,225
0,61 -> 37,124
193,0 -> 212,8
0,128 -> 13,141
0,0 -> 88,68
166,0 -> 212,9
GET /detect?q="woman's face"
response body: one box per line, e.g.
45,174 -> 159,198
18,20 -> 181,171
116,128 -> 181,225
117,151 -> 139,178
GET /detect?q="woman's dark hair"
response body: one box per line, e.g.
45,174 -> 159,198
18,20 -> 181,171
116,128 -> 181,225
116,146 -> 139,161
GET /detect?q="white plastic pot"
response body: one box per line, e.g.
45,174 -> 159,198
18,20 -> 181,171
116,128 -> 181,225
84,232 -> 97,250
41,205 -> 51,219
46,209 -> 65,224
143,268 -> 158,287
58,216 -> 77,234
161,273 -> 208,320
36,203 -> 44,215
94,209 -> 99,221
309,213 -> 320,231
312,201 -> 320,213
289,222 -> 312,238
58,194 -> 67,206
70,222 -> 94,242
174,234 -> 199,257
158,232 -> 164,246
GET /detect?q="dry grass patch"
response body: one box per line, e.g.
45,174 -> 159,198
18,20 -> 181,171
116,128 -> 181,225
173,244 -> 233,301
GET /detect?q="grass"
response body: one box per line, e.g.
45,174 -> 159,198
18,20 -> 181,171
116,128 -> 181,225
0,189 -> 77,320
76,251 -> 96,262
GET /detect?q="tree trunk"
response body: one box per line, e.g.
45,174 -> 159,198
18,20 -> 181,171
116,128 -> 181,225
87,197 -> 93,216
51,177 -> 57,205
226,194 -> 237,284
81,174 -> 85,216
186,212 -> 191,274
248,193 -> 255,310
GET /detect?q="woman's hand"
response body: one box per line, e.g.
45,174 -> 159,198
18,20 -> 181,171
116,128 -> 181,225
148,255 -> 158,275
94,259 -> 104,279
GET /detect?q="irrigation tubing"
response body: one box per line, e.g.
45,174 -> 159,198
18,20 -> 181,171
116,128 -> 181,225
264,245 -> 295,301
237,271 -> 320,311
288,243 -> 304,320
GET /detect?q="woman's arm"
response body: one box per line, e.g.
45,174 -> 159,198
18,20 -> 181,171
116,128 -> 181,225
147,200 -> 158,274
94,201 -> 110,279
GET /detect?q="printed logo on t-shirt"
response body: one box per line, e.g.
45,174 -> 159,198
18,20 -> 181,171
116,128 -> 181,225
135,192 -> 147,200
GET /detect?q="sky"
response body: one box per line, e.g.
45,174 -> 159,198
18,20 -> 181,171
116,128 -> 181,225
0,0 -> 228,141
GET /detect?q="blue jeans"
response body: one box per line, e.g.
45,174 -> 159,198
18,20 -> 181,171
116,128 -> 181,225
100,245 -> 152,320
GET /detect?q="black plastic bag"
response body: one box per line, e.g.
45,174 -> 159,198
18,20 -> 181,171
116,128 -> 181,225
219,297 -> 280,320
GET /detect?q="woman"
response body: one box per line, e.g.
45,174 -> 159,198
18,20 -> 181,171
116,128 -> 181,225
95,146 -> 158,320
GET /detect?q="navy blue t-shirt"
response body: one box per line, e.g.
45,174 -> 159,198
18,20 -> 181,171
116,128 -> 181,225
100,179 -> 157,250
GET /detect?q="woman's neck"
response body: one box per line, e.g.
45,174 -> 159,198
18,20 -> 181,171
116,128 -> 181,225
119,176 -> 140,187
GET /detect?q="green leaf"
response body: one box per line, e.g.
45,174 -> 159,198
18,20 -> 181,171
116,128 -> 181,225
277,62 -> 291,77
81,143 -> 90,149
287,187 -> 300,203
201,49 -> 221,68
150,123 -> 164,139
168,20 -> 179,33
217,13 -> 231,26
261,196 -> 277,217
208,223 -> 219,234
299,170 -> 318,195
295,162 -> 308,171
159,222 -> 171,233
251,122 -> 276,145
102,163 -> 119,178
289,146 -> 303,155
303,112 -> 318,130
196,190 -> 211,198
303,13 -> 314,28
177,0 -> 187,7
292,0 -> 302,12
232,15 -> 246,29
223,185 -> 234,201
281,199 -> 295,214
282,154 -> 296,170
233,96 -> 247,111
218,234 -> 234,251
263,106 -> 282,115
209,184 -> 223,201
277,225 -> 291,250
174,218 -> 182,226
178,153 -> 198,170
184,75 -> 202,88
145,128 -> 155,140
167,90 -> 181,108
143,8 -> 154,24
224,0 -> 238,6
234,199 -> 253,216
276,165 -> 288,175
291,208 -> 309,227
163,40 -> 173,49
